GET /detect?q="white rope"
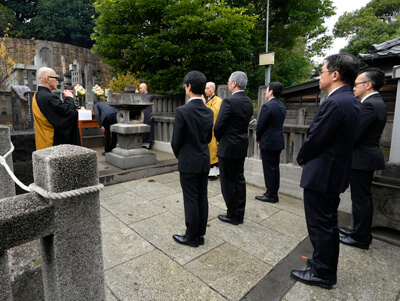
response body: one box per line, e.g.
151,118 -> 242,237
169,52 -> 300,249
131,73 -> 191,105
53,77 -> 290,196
0,141 -> 104,199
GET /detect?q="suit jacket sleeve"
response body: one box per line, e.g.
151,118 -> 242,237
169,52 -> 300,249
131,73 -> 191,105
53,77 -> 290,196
171,108 -> 184,159
297,100 -> 342,165
214,98 -> 231,141
256,104 -> 270,142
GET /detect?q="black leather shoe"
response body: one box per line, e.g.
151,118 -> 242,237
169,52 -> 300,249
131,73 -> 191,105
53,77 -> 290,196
218,214 -> 243,225
199,236 -> 204,245
339,227 -> 355,236
255,195 -> 279,203
208,176 -> 218,181
339,235 -> 369,250
172,235 -> 199,247
291,269 -> 334,290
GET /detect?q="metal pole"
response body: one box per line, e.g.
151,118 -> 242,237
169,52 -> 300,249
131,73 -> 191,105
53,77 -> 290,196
265,0 -> 271,85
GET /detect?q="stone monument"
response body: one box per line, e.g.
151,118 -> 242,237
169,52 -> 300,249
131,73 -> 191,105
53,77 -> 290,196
105,86 -> 156,169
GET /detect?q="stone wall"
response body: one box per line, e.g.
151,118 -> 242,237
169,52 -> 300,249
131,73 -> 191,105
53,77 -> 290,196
0,37 -> 112,89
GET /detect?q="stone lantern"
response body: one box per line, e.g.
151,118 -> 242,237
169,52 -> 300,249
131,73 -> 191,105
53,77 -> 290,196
105,86 -> 156,169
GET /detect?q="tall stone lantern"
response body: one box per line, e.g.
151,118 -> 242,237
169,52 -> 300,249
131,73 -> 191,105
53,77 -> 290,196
105,86 -> 156,169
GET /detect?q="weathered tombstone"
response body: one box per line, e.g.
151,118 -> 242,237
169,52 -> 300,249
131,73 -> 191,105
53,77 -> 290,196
106,86 -> 156,169
84,64 -> 95,110
217,84 -> 231,101
34,43 -> 54,74
11,86 -> 33,131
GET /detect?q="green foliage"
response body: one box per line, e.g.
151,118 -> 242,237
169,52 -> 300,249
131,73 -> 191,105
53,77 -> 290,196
0,4 -> 19,36
92,0 -> 256,94
23,0 -> 97,48
334,0 -> 400,56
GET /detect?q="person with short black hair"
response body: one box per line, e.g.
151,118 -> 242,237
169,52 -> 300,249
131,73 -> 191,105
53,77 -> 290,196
291,53 -> 361,289
339,67 -> 387,250
171,71 -> 214,247
255,82 -> 286,203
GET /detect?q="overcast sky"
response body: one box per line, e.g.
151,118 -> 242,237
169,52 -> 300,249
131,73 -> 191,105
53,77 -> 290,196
314,0 -> 371,63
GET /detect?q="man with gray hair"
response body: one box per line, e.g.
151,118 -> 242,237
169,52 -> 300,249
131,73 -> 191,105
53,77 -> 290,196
214,71 -> 254,225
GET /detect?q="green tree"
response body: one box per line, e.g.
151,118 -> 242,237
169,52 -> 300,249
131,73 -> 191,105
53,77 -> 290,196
226,0 -> 335,88
0,4 -> 19,36
334,0 -> 400,55
92,0 -> 256,94
24,0 -> 97,48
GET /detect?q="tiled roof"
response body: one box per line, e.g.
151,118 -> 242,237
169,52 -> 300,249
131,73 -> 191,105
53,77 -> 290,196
360,37 -> 400,60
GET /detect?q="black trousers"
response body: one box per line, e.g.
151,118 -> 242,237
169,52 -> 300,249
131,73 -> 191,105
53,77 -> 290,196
180,172 -> 209,240
103,114 -> 117,153
261,149 -> 281,198
304,189 -> 340,281
219,157 -> 246,221
350,169 -> 374,243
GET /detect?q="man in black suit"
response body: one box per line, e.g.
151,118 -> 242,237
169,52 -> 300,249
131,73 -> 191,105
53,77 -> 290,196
171,71 -> 214,247
93,101 -> 118,155
214,71 -> 254,225
339,67 -> 387,250
290,53 -> 361,289
255,82 -> 286,203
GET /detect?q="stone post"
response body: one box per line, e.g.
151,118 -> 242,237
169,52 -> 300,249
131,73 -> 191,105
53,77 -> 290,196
389,66 -> 400,163
33,145 -> 105,301
257,85 -> 268,119
0,252 -> 12,301
0,125 -> 15,198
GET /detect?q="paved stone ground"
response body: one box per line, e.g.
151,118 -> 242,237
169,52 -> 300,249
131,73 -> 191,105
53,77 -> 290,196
100,171 -> 400,301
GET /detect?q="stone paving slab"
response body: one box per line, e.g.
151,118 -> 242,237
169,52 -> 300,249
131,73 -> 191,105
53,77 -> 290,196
207,218 -> 299,266
102,191 -> 167,225
119,178 -> 179,200
132,211 -> 224,265
101,214 -> 154,270
105,249 -> 226,301
260,210 -> 308,241
185,243 -> 272,301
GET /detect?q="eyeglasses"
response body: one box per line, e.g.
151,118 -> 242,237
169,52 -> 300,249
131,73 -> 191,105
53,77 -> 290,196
48,76 -> 60,81
354,81 -> 368,87
319,70 -> 334,76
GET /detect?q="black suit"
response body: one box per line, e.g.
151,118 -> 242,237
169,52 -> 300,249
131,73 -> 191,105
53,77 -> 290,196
171,98 -> 213,240
297,86 -> 361,281
214,91 -> 254,221
93,102 -> 118,152
256,97 -> 286,198
350,93 -> 387,243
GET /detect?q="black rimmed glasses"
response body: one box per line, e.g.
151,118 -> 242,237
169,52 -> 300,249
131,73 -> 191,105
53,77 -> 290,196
48,76 -> 60,81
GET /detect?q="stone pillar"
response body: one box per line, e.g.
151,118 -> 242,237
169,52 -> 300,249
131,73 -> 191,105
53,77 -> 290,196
0,125 -> 15,198
0,252 -> 12,301
84,64 -> 95,110
33,145 -> 105,301
389,67 -> 400,163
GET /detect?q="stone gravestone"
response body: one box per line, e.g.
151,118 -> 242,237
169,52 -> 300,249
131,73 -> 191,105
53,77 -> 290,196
11,86 -> 33,131
84,64 -> 96,110
70,60 -> 84,107
217,84 -> 231,101
34,43 -> 54,80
